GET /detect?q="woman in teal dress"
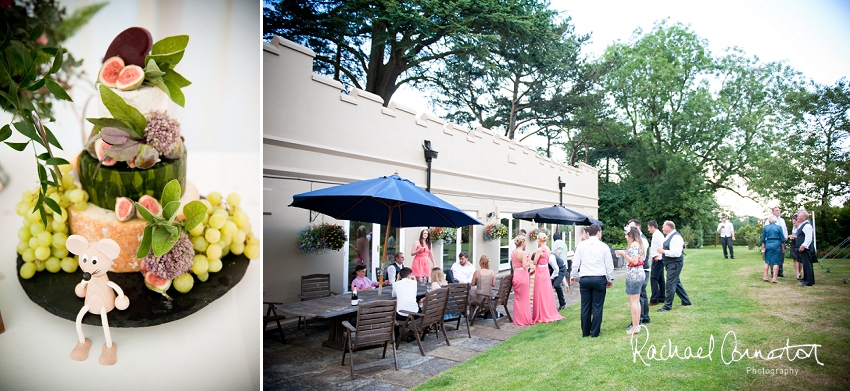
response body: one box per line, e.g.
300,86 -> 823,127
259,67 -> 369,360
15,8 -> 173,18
761,215 -> 786,283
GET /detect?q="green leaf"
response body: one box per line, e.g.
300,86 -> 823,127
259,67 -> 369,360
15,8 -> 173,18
87,117 -> 140,138
152,226 -> 179,257
99,85 -> 147,135
162,200 -> 180,221
135,201 -> 156,222
37,163 -> 47,183
182,200 -> 207,231
45,157 -> 69,166
104,140 -> 141,161
163,79 -> 185,107
38,205 -> 47,228
161,179 -> 181,207
145,50 -> 185,67
5,142 -> 29,151
49,46 -> 64,74
42,125 -> 63,150
43,197 -> 62,215
137,226 -> 153,258
45,78 -> 72,101
37,152 -> 51,160
144,59 -> 166,78
0,125 -> 11,142
26,76 -> 47,91
162,69 -> 191,87
0,90 -> 20,112
14,121 -> 45,148
162,224 -> 178,236
29,23 -> 45,42
151,35 -> 189,56
146,78 -> 171,98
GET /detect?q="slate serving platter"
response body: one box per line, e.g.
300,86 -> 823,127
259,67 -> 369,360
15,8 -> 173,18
17,254 -> 249,327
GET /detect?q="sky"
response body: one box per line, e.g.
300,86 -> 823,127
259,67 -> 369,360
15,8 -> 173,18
393,0 -> 850,217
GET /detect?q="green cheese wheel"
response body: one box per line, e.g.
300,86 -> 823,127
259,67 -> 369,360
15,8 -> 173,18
78,150 -> 187,210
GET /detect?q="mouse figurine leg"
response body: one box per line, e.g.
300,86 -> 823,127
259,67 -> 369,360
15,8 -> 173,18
71,305 -> 92,361
98,309 -> 118,365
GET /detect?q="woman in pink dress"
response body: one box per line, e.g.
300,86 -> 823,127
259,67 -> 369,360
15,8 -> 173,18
532,232 -> 565,323
411,229 -> 434,283
511,235 -> 533,326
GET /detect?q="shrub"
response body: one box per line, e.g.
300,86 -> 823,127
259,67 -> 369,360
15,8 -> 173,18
736,224 -> 763,250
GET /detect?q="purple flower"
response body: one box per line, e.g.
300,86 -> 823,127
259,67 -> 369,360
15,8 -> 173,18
143,231 -> 193,280
144,111 -> 184,159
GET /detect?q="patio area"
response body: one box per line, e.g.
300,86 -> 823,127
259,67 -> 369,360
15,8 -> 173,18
263,272 -> 590,390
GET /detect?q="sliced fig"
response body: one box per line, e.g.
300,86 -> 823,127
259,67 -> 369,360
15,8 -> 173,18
114,197 -> 136,221
94,138 -> 117,166
115,65 -> 144,91
103,27 -> 153,67
137,194 -> 162,219
98,56 -> 125,88
143,270 -> 172,300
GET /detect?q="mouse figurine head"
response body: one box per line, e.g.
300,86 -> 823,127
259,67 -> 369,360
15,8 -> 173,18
66,235 -> 120,281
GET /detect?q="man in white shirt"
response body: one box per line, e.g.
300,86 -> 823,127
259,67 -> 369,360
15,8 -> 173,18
765,207 -> 789,278
386,252 -> 405,285
717,216 -> 735,259
647,220 -> 666,306
569,224 -> 614,337
794,211 -> 816,287
450,252 -> 475,284
392,267 -> 420,341
656,221 -> 692,312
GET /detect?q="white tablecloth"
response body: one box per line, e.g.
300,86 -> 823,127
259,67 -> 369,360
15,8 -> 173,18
0,151 -> 261,390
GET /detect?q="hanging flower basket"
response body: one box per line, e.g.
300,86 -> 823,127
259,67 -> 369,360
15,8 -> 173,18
297,223 -> 348,254
483,223 -> 508,241
529,227 -> 550,241
429,227 -> 457,245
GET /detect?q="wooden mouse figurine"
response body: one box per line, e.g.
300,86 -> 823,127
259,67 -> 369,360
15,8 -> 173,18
65,235 -> 130,365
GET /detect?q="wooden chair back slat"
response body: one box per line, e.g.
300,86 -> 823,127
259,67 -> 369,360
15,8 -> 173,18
300,274 -> 333,300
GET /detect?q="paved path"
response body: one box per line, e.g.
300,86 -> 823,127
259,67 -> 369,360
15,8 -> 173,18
264,268 -> 628,390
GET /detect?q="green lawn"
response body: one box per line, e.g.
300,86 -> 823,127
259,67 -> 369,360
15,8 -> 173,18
415,248 -> 850,390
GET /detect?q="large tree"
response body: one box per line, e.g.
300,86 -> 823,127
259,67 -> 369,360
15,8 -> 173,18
264,0 -> 549,106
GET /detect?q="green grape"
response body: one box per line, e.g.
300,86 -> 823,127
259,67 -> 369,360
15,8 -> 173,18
29,222 -> 45,237
45,257 -> 62,273
26,209 -> 41,223
60,257 -> 78,273
244,244 -> 260,260
21,189 -> 35,203
192,236 -> 208,252
17,240 -> 29,254
174,273 -> 194,293
29,237 -> 40,250
37,231 -> 52,247
233,230 -> 246,245
35,246 -> 51,261
206,243 -> 222,260
188,222 -> 205,237
208,258 -> 222,273
199,199 -> 213,213
197,272 -> 209,282
62,175 -> 76,191
204,227 -> 221,244
35,259 -> 46,272
68,188 -> 85,203
192,254 -> 209,275
22,248 -> 36,263
15,201 -> 28,216
230,241 -> 244,255
21,215 -> 32,229
53,207 -> 68,223
219,240 -> 230,257
52,247 -> 69,259
233,210 -> 249,229
207,192 -> 222,206
52,219 -> 68,233
20,263 -> 37,279
213,207 -> 229,217
226,193 -> 241,208
48,192 -> 61,206
221,235 -> 232,248
246,232 -> 260,246
208,214 -> 226,230
222,221 -> 238,238
72,201 -> 87,211
59,164 -> 73,174
18,227 -> 32,242
52,232 -> 68,249
59,193 -> 72,209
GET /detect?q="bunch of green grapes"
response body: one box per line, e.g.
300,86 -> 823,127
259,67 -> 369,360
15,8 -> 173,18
15,164 -> 89,279
175,191 -> 260,293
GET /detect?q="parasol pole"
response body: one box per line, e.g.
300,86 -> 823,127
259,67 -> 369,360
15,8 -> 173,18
377,206 -> 394,296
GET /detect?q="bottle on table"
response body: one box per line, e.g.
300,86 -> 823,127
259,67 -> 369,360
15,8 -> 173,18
351,287 -> 359,306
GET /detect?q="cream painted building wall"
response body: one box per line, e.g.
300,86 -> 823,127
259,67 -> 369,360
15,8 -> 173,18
263,37 -> 599,303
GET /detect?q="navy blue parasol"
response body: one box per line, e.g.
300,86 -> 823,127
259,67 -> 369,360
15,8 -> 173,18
512,205 -> 603,226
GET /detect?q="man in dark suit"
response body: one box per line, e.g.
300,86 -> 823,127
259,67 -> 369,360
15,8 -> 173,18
549,253 -> 569,310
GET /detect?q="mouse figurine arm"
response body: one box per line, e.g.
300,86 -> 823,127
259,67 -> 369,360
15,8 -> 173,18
107,281 -> 130,310
75,280 -> 89,298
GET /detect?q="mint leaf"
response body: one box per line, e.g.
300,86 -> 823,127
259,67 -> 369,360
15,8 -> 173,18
146,78 -> 171,98
151,35 -> 189,55
99,85 -> 147,136
136,226 -> 153,258
162,200 -> 180,222
146,50 -> 185,67
144,59 -> 166,78
163,79 -> 185,107
182,200 -> 207,231
152,225 -> 179,257
162,69 -> 191,87
135,201 -> 156,222
161,179 -> 181,207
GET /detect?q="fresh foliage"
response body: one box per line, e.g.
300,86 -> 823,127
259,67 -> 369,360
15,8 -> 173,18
429,227 -> 456,245
136,179 -> 205,258
483,223 -> 508,241
143,35 -> 191,107
736,224 -> 763,250
297,223 -> 347,254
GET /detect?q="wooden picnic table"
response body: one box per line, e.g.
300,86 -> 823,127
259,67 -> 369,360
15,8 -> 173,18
276,283 -> 429,350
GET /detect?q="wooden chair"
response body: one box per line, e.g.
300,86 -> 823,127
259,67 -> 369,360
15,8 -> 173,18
298,274 -> 336,334
443,283 -> 471,338
470,275 -> 513,329
263,301 -> 286,344
341,300 -> 398,380
396,287 -> 450,356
